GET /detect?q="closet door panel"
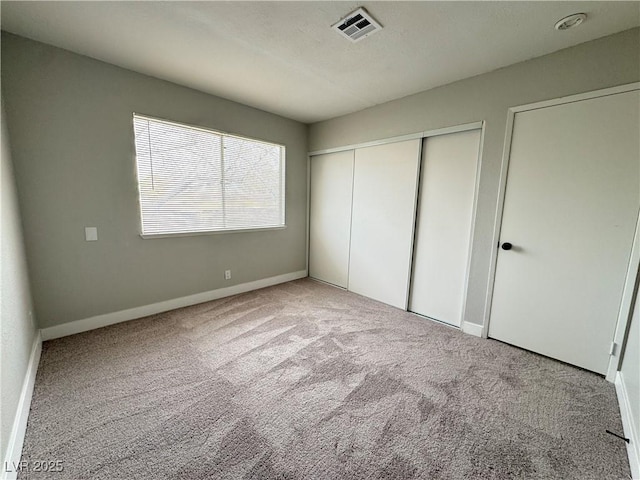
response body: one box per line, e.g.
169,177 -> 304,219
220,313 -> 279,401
348,140 -> 420,308
309,150 -> 354,288
409,129 -> 481,326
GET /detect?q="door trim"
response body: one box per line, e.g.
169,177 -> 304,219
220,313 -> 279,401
482,82 -> 640,382
607,209 -> 640,381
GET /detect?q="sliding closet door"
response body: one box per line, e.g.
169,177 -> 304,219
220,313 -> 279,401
409,130 -> 480,326
309,150 -> 354,288
348,140 -> 420,308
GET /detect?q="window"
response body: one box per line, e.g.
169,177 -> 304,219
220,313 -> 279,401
132,114 -> 285,236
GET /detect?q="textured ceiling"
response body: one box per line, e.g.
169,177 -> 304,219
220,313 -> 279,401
1,1 -> 639,123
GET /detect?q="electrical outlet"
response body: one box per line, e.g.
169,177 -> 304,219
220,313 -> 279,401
224,270 -> 232,280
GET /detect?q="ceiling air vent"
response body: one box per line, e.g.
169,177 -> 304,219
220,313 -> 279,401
332,7 -> 382,43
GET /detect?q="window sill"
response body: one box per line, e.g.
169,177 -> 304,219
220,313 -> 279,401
140,225 -> 287,239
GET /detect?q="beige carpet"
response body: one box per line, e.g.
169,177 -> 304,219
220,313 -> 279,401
19,279 -> 630,479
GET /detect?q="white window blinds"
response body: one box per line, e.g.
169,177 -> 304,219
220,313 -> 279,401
133,114 -> 285,236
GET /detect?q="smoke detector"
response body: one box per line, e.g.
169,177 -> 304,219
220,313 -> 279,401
555,13 -> 587,31
332,7 -> 382,43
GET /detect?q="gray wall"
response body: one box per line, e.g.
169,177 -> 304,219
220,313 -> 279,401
1,33 -> 308,329
309,28 -> 640,329
1,96 -> 37,465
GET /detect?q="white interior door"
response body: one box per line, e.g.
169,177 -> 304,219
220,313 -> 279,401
309,150 -> 354,288
348,140 -> 420,308
489,90 -> 640,375
409,129 -> 480,326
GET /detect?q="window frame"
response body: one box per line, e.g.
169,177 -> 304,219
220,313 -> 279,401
132,113 -> 287,239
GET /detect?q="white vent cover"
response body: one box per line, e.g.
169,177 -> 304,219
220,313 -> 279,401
332,7 -> 382,43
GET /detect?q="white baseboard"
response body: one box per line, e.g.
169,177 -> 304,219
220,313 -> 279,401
2,332 -> 42,480
462,321 -> 483,337
41,270 -> 308,341
615,371 -> 640,479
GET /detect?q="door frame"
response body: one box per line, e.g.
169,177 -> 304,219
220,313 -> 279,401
482,82 -> 640,381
